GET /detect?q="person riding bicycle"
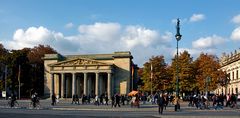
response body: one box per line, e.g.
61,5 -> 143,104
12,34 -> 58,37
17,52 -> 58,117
31,92 -> 38,108
10,93 -> 17,107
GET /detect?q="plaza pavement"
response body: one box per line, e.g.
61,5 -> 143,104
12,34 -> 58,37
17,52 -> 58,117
0,99 -> 239,118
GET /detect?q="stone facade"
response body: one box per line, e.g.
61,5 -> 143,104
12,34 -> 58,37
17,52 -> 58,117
215,49 -> 240,95
43,51 -> 136,99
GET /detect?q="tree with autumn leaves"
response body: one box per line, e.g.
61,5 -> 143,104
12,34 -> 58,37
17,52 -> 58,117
193,53 -> 223,92
140,50 -> 225,95
141,55 -> 171,92
170,51 -> 196,93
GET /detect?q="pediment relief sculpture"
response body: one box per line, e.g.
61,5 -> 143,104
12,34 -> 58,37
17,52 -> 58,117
49,58 -> 110,67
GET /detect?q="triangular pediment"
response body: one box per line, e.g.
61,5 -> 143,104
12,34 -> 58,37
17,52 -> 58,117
49,58 -> 110,67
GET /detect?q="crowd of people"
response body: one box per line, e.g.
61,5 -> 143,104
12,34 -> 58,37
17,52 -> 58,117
5,91 -> 239,115
187,93 -> 238,110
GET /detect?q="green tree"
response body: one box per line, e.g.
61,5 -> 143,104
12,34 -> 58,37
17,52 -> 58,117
6,49 -> 31,96
0,43 -> 8,91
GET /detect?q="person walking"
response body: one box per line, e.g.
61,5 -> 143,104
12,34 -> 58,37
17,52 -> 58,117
225,94 -> 230,107
115,94 -> 121,107
82,94 -> 85,104
100,94 -> 104,105
174,95 -> 180,111
51,94 -> 56,106
71,94 -> 76,104
95,95 -> 100,106
111,95 -> 115,107
75,94 -> 80,105
105,94 -> 109,105
157,92 -> 165,114
121,95 -> 125,105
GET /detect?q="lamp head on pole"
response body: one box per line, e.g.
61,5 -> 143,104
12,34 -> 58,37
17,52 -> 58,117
175,18 -> 182,41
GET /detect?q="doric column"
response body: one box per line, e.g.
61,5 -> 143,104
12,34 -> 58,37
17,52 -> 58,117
107,72 -> 111,99
84,73 -> 87,95
51,73 -> 54,97
95,72 -> 99,96
61,73 -> 65,98
72,73 -> 76,97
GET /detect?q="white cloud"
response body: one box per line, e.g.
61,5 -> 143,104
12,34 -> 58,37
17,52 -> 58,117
161,31 -> 173,42
231,27 -> 240,40
6,26 -> 77,53
4,22 -> 175,66
78,22 -> 121,42
65,22 -> 74,29
120,26 -> 159,49
232,14 -> 240,24
192,35 -> 226,49
189,14 -> 205,22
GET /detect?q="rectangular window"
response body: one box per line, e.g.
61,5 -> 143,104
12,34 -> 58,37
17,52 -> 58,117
232,72 -> 234,80
237,70 -> 239,80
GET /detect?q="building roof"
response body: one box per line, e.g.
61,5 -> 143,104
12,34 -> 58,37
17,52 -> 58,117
44,51 -> 132,61
220,49 -> 240,67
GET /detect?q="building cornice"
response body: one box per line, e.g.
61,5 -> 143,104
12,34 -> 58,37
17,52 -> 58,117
220,49 -> 240,67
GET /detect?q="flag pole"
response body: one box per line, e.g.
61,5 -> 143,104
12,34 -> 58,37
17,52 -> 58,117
18,65 -> 21,100
131,65 -> 134,91
5,65 -> 7,100
151,63 -> 153,95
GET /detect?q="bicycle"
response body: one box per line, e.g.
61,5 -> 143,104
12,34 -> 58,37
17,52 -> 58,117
7,97 -> 19,108
29,97 -> 41,109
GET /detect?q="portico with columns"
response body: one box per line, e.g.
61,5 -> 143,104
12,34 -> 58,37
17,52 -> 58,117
43,51 -> 135,99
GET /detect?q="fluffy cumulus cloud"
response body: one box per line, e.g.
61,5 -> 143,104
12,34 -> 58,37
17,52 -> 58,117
192,35 -> 226,49
6,26 -> 78,53
5,22 -> 174,66
189,14 -> 205,22
121,26 -> 159,49
9,26 -> 55,49
78,22 -> 121,42
6,22 -> 231,66
231,27 -> 240,40
232,14 -> 240,24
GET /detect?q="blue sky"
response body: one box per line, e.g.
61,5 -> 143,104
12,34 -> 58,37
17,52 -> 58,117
0,0 -> 240,66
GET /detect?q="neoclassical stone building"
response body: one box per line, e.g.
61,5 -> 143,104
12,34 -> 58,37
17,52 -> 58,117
215,49 -> 240,95
43,51 -> 136,99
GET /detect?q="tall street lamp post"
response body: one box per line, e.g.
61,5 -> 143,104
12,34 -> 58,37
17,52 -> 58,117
175,18 -> 182,100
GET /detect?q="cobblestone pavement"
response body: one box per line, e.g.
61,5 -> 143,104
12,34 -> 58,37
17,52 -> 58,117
0,99 -> 239,118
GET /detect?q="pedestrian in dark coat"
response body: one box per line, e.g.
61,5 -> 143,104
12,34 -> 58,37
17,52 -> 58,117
121,95 -> 125,105
111,95 -> 115,107
115,94 -> 121,107
157,93 -> 165,114
100,94 -> 104,105
51,94 -> 56,106
105,94 -> 109,105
